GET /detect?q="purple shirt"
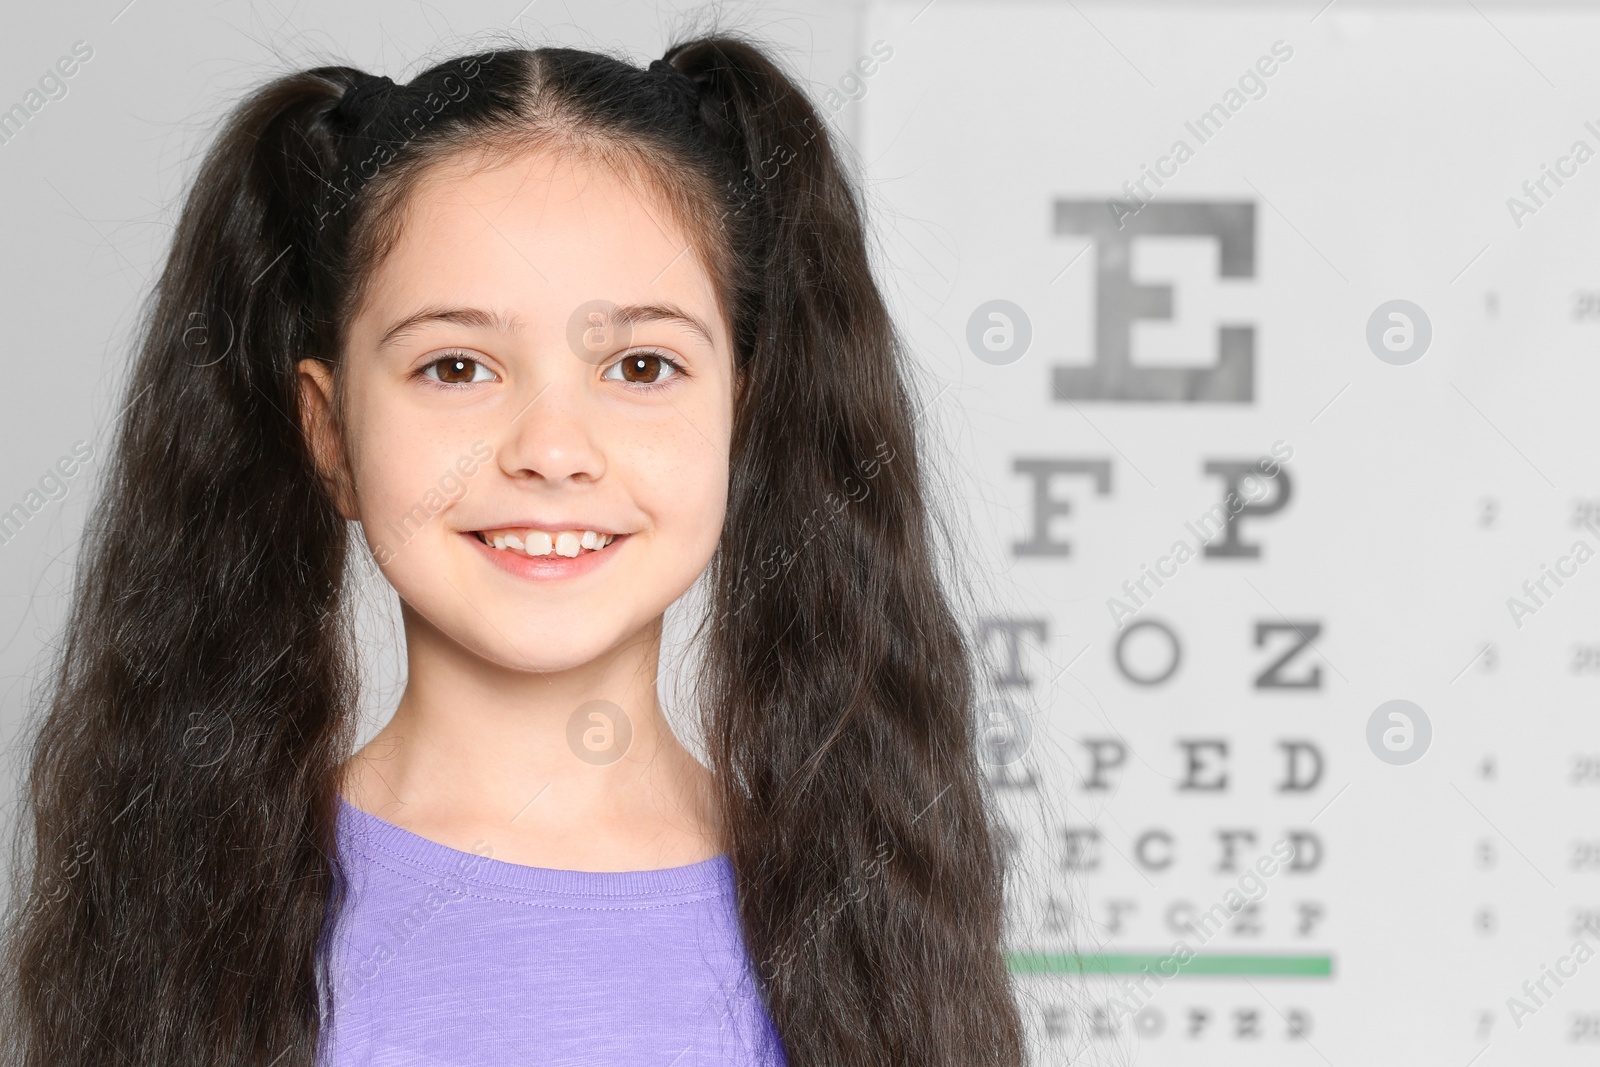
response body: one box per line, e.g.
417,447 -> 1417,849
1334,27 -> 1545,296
322,795 -> 788,1066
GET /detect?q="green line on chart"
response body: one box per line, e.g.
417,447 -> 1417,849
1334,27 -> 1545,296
1008,952 -> 1333,978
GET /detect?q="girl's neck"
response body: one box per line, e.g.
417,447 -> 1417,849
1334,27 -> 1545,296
338,603 -> 723,872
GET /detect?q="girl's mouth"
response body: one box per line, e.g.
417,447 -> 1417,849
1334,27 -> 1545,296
466,529 -> 629,581
472,527 -> 618,559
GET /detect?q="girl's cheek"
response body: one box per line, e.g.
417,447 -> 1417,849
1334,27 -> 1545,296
347,420 -> 470,538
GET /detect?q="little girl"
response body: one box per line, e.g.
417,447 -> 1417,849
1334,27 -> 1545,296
0,35 -> 1026,1067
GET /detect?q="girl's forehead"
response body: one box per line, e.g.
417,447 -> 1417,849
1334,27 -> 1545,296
404,147 -> 694,258
361,147 -> 720,330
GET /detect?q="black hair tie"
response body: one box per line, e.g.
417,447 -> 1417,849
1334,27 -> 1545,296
646,59 -> 702,125
334,72 -> 398,130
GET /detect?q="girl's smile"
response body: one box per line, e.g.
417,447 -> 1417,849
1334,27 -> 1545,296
466,528 -> 631,581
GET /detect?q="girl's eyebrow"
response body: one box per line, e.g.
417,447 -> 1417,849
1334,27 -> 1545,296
608,303 -> 715,349
377,306 -> 523,350
375,303 -> 715,351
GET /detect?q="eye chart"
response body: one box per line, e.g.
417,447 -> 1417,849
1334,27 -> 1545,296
854,3 -> 1600,1064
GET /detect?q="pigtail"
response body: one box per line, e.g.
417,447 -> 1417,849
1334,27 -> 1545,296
1,70 -> 366,1067
668,38 -> 1029,1067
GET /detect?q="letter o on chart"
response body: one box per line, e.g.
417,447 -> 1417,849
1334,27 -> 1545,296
1115,618 -> 1181,686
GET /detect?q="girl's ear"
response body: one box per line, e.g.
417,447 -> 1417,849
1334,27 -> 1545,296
295,358 -> 358,520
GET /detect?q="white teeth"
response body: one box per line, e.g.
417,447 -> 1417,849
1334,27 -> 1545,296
481,529 -> 614,558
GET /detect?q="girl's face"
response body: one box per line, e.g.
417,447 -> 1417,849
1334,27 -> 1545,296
300,147 -> 735,673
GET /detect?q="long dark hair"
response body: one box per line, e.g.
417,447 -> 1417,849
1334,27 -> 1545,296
0,35 -> 1026,1067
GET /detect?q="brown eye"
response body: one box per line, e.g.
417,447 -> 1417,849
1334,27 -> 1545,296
423,355 -> 494,385
605,350 -> 684,389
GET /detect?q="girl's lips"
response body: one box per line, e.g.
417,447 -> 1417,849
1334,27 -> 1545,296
466,530 -> 629,581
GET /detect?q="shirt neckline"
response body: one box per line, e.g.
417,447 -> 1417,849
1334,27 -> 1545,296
335,793 -> 733,901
